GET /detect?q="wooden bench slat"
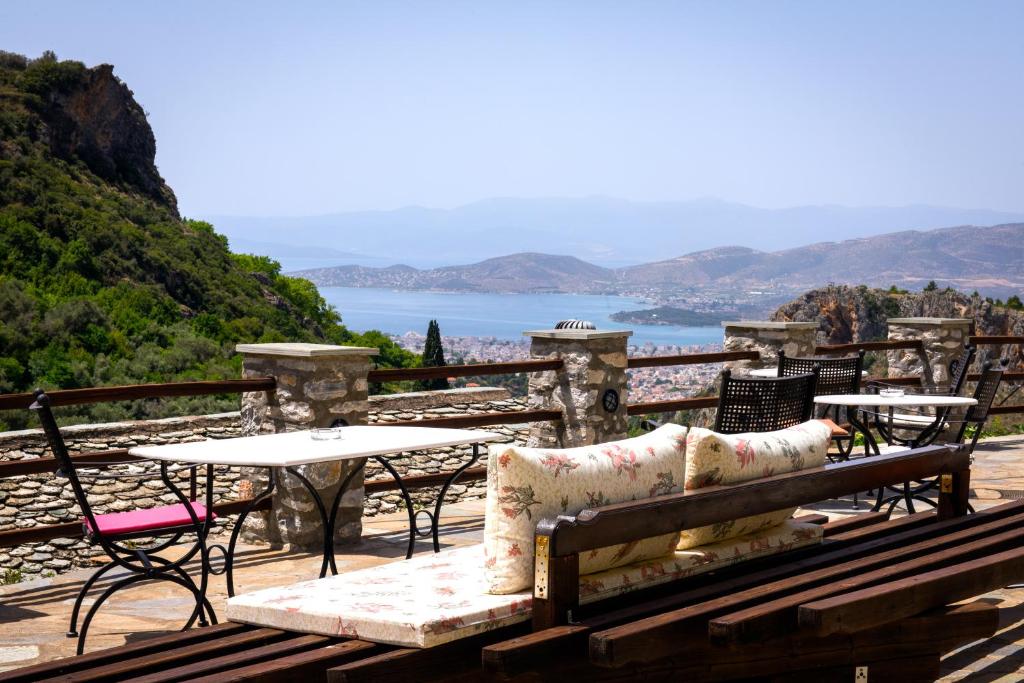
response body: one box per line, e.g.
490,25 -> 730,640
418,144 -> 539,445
820,510 -> 890,537
0,623 -> 253,683
791,513 -> 829,526
798,545 -> 1024,637
824,508 -> 937,542
707,514 -> 1024,647
186,640 -> 380,683
587,500 -> 1024,667
37,628 -> 290,683
120,634 -> 334,683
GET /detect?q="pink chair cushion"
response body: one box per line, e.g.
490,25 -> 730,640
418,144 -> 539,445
85,502 -> 215,536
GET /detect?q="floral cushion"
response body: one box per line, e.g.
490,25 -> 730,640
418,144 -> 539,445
226,520 -> 821,649
483,424 -> 688,594
677,420 -> 831,550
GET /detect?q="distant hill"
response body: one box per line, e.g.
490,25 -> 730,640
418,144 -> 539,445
295,223 -> 1024,298
0,52 -> 414,429
208,196 -> 1024,268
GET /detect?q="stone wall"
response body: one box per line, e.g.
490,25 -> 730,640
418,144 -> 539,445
722,321 -> 819,374
0,388 -> 527,579
887,318 -> 972,386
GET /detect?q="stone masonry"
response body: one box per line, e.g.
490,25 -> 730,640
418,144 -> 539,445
525,329 -> 631,448
722,321 -> 819,375
887,318 -> 972,386
237,343 -> 377,549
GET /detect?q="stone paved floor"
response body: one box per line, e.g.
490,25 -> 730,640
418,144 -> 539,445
0,434 -> 1022,679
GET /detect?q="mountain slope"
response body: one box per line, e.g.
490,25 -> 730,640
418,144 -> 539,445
0,52 -> 413,428
296,224 -> 1024,297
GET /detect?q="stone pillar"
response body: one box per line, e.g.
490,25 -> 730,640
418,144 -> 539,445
721,321 -> 819,374
886,318 -> 972,386
236,342 -> 378,548
524,329 -> 631,448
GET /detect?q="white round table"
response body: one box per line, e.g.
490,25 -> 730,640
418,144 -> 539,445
813,393 -> 977,513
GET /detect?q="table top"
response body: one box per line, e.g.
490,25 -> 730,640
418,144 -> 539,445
749,368 -> 868,378
813,393 -> 978,408
128,426 -> 503,467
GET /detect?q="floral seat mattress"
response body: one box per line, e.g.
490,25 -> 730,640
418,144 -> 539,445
226,519 -> 821,648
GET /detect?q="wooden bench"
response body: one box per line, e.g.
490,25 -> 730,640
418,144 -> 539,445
6,443 -> 1019,683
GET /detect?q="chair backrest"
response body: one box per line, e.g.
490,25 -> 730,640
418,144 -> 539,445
778,350 -> 864,397
714,368 -> 819,434
29,390 -> 100,532
947,345 -> 977,396
952,362 -> 1004,446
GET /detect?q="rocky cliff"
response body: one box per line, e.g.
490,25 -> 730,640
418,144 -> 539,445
773,285 -> 1024,367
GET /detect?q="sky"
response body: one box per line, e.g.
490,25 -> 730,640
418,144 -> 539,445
2,1 -> 1023,217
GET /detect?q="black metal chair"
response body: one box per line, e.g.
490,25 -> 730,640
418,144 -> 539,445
713,368 -> 819,434
778,350 -> 864,459
30,390 -> 218,654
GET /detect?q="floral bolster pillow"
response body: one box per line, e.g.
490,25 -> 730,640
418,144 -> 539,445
677,420 -> 830,550
483,423 -> 688,594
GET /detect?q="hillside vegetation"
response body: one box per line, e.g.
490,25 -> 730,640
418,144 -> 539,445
0,52 -> 414,429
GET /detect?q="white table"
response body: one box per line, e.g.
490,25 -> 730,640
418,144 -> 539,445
131,426 -> 502,594
814,393 -> 977,513
750,368 -> 868,379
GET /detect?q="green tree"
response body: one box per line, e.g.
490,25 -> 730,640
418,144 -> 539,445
419,320 -> 450,391
924,281 -> 938,292
1007,295 -> 1023,311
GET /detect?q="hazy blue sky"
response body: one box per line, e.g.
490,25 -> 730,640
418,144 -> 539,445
2,1 -> 1022,217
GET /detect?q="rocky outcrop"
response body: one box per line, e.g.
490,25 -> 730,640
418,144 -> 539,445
773,285 -> 1024,367
38,62 -> 178,212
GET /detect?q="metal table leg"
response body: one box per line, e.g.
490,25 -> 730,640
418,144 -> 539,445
209,467 -> 276,598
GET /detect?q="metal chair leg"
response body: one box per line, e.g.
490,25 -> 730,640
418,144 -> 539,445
67,559 -> 118,638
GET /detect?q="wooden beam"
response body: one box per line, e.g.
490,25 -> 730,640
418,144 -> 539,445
626,351 -> 760,369
708,517 -> 1024,646
0,378 -> 275,411
367,359 -> 562,383
820,511 -> 890,537
626,397 -> 719,415
386,409 -> 561,430
544,445 -> 968,557
586,500 -> 1024,667
798,546 -> 1024,637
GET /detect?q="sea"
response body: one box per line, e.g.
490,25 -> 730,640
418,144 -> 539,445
318,287 -> 724,348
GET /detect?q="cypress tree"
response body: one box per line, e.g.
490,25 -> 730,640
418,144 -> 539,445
420,319 -> 450,391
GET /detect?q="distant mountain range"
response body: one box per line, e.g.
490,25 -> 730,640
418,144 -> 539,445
294,223 -> 1024,298
206,196 -> 1024,268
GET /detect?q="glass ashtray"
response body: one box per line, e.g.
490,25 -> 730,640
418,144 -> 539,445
311,427 -> 345,441
878,388 -> 905,398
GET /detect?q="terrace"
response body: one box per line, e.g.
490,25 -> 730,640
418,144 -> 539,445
0,319 -> 1021,680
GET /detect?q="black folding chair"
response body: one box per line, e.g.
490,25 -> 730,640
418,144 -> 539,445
713,368 -> 819,434
30,390 -> 218,654
778,350 -> 864,460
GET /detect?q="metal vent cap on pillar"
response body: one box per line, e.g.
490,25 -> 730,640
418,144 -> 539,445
554,319 -> 596,330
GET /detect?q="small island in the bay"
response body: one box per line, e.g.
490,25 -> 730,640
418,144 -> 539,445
610,306 -> 725,327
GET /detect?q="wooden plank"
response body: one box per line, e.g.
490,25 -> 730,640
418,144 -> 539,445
820,511 -> 890,537
989,404 -> 1024,415
120,634 -> 334,683
367,359 -> 562,383
37,628 -> 290,683
969,335 -> 1024,345
532,554 -> 579,630
815,340 -> 924,354
0,449 -> 141,478
186,640 -> 380,683
487,502 -> 1024,676
626,351 -> 760,369
545,445 -> 968,557
0,378 -> 275,411
387,409 -> 561,429
587,500 -> 1024,667
938,469 -> 971,520
328,624 -> 530,683
825,509 -> 937,542
798,545 -> 1024,637
792,513 -> 830,526
0,623 -> 252,683
626,397 -> 719,415
0,497 -> 271,547
707,517 -> 1024,646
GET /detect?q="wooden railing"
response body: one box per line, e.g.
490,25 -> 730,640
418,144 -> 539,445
0,378 -> 277,411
